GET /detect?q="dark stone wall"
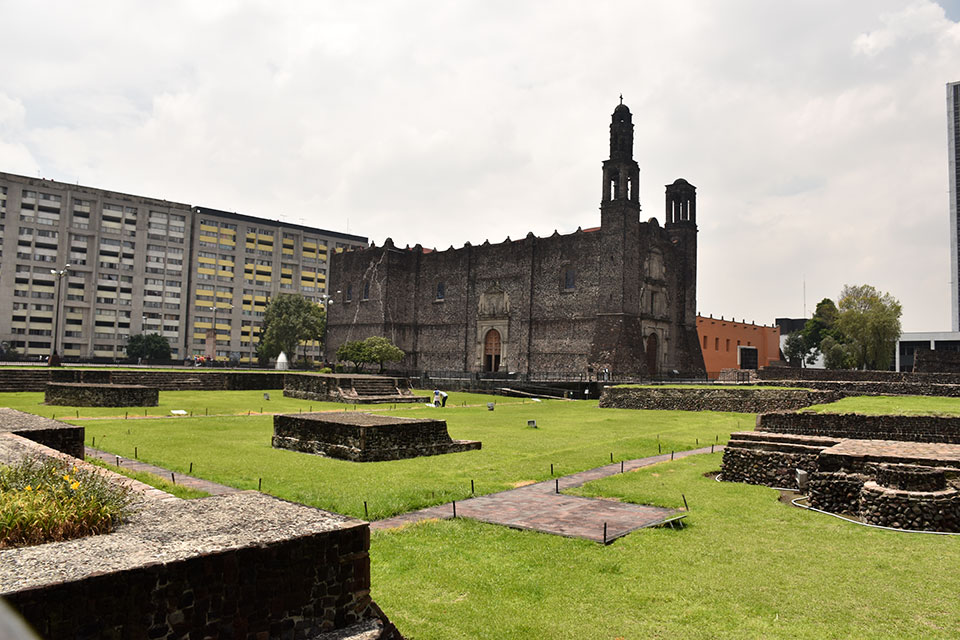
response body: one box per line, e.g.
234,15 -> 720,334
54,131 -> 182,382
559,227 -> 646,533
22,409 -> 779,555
759,379 -> 960,398
44,383 -> 159,407
720,447 -> 820,488
757,367 -> 960,385
913,349 -> 960,373
0,369 -> 291,393
4,525 -> 402,640
598,387 -> 843,412
273,413 -> 480,462
757,412 -> 960,444
13,427 -> 85,460
327,224 -> 704,378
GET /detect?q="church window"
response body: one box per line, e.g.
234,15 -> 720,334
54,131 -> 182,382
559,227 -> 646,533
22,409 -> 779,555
436,282 -> 445,300
562,266 -> 576,291
362,282 -> 370,300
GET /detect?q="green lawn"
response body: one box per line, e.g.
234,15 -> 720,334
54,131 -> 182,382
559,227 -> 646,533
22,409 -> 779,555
373,453 -> 960,639
5,390 -> 960,637
64,396 -> 742,519
85,457 -> 210,499
808,394 -> 960,416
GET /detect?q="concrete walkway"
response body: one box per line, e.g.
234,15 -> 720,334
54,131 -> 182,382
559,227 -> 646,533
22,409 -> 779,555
85,446 -> 240,496
372,445 -> 724,543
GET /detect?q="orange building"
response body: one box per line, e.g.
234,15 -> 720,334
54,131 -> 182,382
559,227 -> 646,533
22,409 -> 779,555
696,314 -> 781,379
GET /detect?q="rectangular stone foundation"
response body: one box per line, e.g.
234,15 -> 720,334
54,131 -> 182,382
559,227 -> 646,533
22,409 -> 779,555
273,412 -> 481,461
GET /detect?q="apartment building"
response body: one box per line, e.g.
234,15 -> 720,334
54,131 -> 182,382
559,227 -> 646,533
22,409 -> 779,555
0,172 -> 366,363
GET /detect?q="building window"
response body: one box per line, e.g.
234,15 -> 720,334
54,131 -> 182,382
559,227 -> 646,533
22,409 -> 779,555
714,337 -> 719,350
436,282 -> 445,300
702,335 -> 708,349
362,281 -> 370,300
562,266 -> 576,291
725,339 -> 730,352
345,285 -> 353,302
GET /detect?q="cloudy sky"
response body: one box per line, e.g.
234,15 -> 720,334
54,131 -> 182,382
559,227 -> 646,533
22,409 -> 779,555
2,1 -> 959,331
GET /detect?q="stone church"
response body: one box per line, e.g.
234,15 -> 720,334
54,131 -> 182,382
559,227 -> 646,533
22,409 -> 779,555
325,102 -> 706,378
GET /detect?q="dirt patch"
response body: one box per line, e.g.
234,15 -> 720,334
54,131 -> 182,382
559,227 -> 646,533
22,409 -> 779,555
511,480 -> 536,488
702,470 -> 721,478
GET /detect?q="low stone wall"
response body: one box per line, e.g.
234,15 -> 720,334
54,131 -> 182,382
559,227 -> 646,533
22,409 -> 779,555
598,386 -> 843,413
808,471 -> 869,514
284,374 -> 419,404
757,411 -> 960,444
759,379 -> 960,398
913,349 -> 960,374
860,481 -> 960,531
284,373 -> 341,401
720,446 -> 821,488
273,412 -> 481,461
2,493 -> 403,640
758,367 -> 960,385
44,382 -> 159,407
0,408 -> 84,460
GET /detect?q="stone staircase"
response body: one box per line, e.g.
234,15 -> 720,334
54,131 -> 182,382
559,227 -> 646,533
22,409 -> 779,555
0,370 -> 50,392
340,377 -> 421,404
721,431 -> 842,489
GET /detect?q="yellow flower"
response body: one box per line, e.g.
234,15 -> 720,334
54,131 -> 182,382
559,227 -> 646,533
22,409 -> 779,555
70,481 -> 80,491
63,474 -> 71,482
25,485 -> 32,491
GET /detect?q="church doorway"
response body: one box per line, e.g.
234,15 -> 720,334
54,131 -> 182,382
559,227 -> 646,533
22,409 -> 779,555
646,333 -> 658,376
483,329 -> 502,372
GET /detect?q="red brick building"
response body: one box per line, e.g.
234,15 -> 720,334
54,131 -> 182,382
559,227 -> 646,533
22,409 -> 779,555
696,315 -> 781,379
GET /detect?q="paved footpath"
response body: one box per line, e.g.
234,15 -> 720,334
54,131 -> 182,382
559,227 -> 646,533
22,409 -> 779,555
372,445 -> 724,544
86,443 -> 723,544
85,446 -> 240,496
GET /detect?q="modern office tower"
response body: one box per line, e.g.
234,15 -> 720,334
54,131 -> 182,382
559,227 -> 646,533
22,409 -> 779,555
949,81 -> 960,331
0,172 -> 366,363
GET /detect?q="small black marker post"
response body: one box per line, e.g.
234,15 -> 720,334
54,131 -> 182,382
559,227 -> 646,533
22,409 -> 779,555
682,494 -> 689,511
555,479 -> 559,494
134,446 -> 138,459
471,479 -> 475,494
711,444 -> 714,454
189,462 -> 193,474
550,463 -> 554,475
115,456 -> 120,467
170,472 -> 175,484
603,523 -> 608,545
671,450 -> 674,461
364,501 -> 368,518
258,478 -> 262,491
621,461 -> 624,473
452,501 -> 457,518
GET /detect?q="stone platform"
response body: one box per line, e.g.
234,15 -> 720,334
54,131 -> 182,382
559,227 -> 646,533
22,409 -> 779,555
284,373 -> 421,404
273,412 -> 481,462
44,382 -> 159,407
721,411 -> 960,532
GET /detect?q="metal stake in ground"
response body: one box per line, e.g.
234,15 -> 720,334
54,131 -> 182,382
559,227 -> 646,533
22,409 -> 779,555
452,500 -> 457,518
682,494 -> 689,511
555,479 -> 559,494
471,479 -> 475,494
364,501 -> 368,518
170,472 -> 175,484
603,522 -> 608,545
189,462 -> 193,474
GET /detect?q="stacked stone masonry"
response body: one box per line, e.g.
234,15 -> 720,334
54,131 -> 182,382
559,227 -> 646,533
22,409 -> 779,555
273,412 -> 481,462
759,379 -> 960,398
44,382 -> 159,407
283,374 -> 419,404
722,410 -> 960,532
0,408 -> 404,639
599,386 -> 843,413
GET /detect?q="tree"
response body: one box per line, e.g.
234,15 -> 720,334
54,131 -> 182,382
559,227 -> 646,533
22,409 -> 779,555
801,298 -> 843,365
364,336 -> 405,372
257,294 -> 326,363
782,332 -> 810,368
126,333 -> 171,362
820,335 -> 855,369
836,284 -> 902,371
336,340 -> 371,372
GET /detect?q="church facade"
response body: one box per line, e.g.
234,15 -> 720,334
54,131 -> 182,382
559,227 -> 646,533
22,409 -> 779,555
325,102 -> 706,378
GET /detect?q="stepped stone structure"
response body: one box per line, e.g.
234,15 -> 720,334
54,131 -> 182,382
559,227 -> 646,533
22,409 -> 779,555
273,412 -> 481,461
0,409 -> 404,639
44,382 -> 159,406
283,373 -> 420,404
326,101 -> 706,379
722,411 -> 960,532
599,386 -> 843,413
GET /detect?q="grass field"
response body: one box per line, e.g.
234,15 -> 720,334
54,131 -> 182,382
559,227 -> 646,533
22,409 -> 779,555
60,394 -> 742,519
4,390 -> 960,637
373,453 -> 960,639
810,394 -> 960,416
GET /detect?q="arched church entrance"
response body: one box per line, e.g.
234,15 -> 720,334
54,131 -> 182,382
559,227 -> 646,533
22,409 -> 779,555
646,333 -> 659,376
483,329 -> 502,372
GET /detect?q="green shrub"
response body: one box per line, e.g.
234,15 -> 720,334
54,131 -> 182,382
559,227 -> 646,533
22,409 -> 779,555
0,456 -> 137,548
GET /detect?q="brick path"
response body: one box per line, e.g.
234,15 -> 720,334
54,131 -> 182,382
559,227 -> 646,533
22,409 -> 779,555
85,446 -> 240,496
372,445 -> 724,543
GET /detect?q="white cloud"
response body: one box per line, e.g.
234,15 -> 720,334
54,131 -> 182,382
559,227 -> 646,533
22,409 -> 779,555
0,0 -> 958,331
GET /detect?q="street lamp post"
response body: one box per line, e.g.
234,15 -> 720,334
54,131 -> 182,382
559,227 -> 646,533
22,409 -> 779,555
319,292 -> 337,366
49,264 -> 70,366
